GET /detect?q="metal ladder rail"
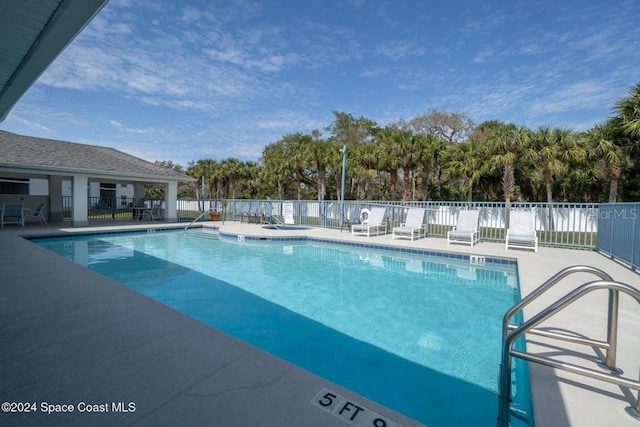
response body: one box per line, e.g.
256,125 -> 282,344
503,265 -> 621,370
184,211 -> 209,233
266,198 -> 285,228
498,280 -> 640,427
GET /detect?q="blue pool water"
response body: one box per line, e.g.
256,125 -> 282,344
32,229 -> 532,426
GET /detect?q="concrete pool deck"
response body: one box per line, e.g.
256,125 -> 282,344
1,220 -> 638,426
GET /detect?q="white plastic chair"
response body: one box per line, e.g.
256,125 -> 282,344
447,210 -> 480,246
142,204 -> 163,221
351,207 -> 387,237
25,202 -> 47,224
506,210 -> 538,252
1,203 -> 25,227
392,208 -> 426,241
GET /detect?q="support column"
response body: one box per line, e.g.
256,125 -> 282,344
49,175 -> 64,222
133,182 -> 146,206
164,181 -> 178,222
72,174 -> 88,227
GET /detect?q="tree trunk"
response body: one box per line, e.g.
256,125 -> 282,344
389,170 -> 398,199
505,194 -> 512,231
422,168 -> 430,200
402,167 -> 412,201
503,165 -> 515,229
432,164 -> 442,198
412,175 -> 416,201
608,179 -> 618,203
545,180 -> 555,230
467,180 -> 473,203
317,165 -> 326,201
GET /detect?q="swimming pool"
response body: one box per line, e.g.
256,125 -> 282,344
31,229 -> 532,426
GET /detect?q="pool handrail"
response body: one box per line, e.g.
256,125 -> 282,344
264,198 -> 285,229
184,211 -> 209,232
498,279 -> 640,426
502,265 -> 620,368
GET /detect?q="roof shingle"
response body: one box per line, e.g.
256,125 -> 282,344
0,130 -> 193,181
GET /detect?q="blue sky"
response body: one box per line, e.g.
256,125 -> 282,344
2,0 -> 639,167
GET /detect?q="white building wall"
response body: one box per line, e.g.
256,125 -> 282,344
64,181 -> 135,199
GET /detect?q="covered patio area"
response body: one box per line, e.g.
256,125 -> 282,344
0,130 -> 194,227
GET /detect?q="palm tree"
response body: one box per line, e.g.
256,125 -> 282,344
186,159 -> 211,209
413,133 -> 447,200
530,127 -> 584,229
219,158 -> 243,199
242,161 -> 262,198
375,125 -> 423,200
441,137 -> 488,202
351,141 -> 379,199
280,133 -> 313,200
325,111 -> 378,200
304,130 -> 337,201
587,119 -> 633,202
481,121 -> 536,227
615,82 -> 640,139
407,110 -> 474,199
261,141 -> 291,199
373,127 -> 401,200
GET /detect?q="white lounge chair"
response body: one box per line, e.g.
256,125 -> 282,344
447,210 -> 480,246
1,203 -> 25,227
242,201 -> 260,223
506,210 -> 538,252
351,207 -> 387,237
142,204 -> 163,221
392,208 -> 426,241
342,208 -> 361,232
25,202 -> 47,224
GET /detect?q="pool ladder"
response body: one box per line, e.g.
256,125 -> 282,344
265,198 -> 285,229
498,265 -> 640,426
184,211 -> 209,232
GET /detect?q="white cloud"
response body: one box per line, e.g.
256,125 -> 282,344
7,0 -> 640,166
360,68 -> 388,78
375,40 -> 426,60
473,48 -> 494,64
253,110 -> 325,132
529,80 -> 614,114
109,120 -> 152,135
6,115 -> 51,133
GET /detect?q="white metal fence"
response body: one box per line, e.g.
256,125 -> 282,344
178,199 -> 599,249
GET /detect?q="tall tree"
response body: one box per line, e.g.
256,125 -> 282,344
441,137 -> 488,202
261,141 -> 290,199
219,158 -> 243,199
304,130 -> 337,201
406,109 -> 475,143
325,111 -> 377,146
530,127 -> 584,228
186,159 -> 207,203
587,119 -> 633,202
615,82 -> 640,139
375,125 -> 422,200
242,161 -> 262,198
480,121 -> 536,226
402,110 -> 474,199
326,111 -> 378,200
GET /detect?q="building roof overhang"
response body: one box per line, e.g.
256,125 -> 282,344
0,0 -> 110,121
0,130 -> 195,183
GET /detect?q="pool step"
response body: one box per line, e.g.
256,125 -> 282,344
185,228 -> 221,240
